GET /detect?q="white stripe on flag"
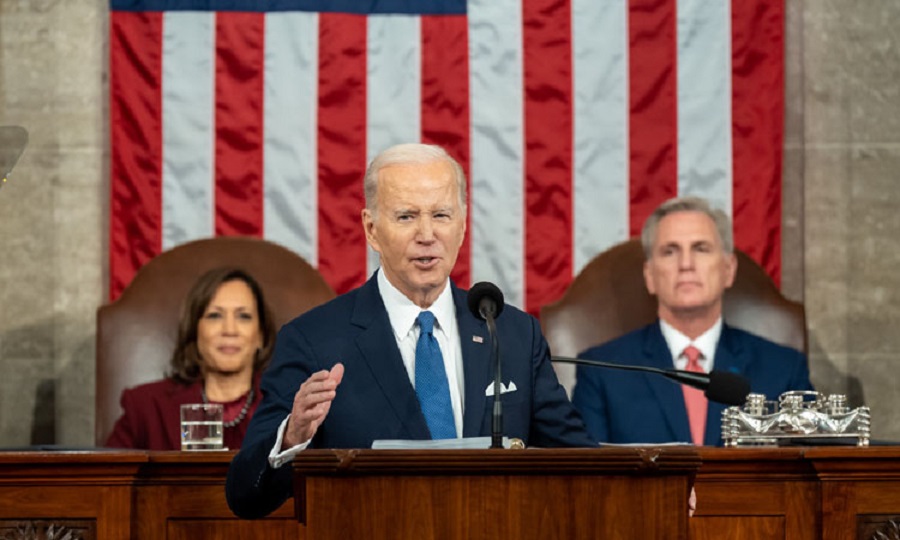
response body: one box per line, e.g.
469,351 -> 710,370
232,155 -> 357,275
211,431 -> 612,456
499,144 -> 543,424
263,12 -> 320,264
676,0 -> 733,214
366,14 -> 422,278
468,0 -> 525,309
161,11 -> 215,249
572,0 -> 630,274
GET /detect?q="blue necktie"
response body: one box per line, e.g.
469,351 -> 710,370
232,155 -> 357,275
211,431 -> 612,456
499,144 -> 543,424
415,311 -> 456,439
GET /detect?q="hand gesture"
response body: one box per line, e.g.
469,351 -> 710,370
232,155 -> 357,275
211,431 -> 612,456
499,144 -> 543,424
282,363 -> 345,449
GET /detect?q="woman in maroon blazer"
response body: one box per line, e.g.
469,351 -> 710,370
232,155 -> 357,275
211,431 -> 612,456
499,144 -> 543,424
105,267 -> 277,450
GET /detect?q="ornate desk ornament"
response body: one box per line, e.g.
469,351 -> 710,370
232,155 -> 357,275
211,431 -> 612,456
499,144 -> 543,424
722,390 -> 871,447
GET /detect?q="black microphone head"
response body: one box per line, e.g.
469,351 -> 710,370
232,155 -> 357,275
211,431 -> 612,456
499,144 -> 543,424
467,281 -> 504,320
705,370 -> 751,406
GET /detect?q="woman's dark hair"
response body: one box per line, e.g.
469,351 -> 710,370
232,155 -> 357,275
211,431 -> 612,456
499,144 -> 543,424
168,267 -> 276,384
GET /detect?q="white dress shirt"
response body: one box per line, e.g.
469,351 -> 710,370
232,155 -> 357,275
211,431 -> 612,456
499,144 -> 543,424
659,317 -> 723,372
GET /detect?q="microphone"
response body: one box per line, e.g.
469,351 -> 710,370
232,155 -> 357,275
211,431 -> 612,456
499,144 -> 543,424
1,126 -> 29,191
467,282 -> 505,449
551,355 -> 750,406
467,281 -> 504,320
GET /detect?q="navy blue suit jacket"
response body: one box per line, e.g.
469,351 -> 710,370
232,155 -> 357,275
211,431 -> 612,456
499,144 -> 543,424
571,320 -> 814,446
227,275 -> 592,518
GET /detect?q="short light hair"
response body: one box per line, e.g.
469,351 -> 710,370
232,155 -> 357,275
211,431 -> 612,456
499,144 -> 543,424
363,143 -> 467,216
640,196 -> 733,258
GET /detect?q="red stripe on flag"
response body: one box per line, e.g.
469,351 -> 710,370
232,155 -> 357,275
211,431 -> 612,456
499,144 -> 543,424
421,15 -> 472,290
109,11 -> 163,300
214,12 -> 265,237
317,13 -> 368,294
731,0 -> 784,284
628,0 -> 678,236
523,0 -> 573,316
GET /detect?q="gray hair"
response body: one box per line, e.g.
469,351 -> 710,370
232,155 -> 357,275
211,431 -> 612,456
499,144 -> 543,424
363,143 -> 467,216
640,196 -> 733,258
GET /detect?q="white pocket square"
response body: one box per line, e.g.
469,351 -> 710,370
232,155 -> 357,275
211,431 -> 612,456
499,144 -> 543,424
484,381 -> 518,396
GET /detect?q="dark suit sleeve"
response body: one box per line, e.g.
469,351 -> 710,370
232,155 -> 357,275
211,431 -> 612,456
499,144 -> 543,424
570,360 -> 609,444
788,350 -> 815,392
226,322 -> 320,519
527,317 -> 596,448
225,429 -> 294,519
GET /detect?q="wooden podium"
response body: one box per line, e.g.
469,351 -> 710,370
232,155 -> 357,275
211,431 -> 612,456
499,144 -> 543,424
6,447 -> 900,538
291,446 -> 701,540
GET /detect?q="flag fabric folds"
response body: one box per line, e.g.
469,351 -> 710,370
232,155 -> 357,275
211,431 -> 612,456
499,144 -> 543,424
109,0 -> 785,315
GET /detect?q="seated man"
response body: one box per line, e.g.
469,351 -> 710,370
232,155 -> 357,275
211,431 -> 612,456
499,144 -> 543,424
572,196 -> 813,446
226,143 -> 593,519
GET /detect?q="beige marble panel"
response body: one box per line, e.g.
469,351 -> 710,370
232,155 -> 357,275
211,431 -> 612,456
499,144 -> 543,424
850,353 -> 900,442
802,0 -> 900,440
844,148 -> 900,357
804,145 -> 851,364
0,0 -> 105,447
0,1 -> 60,447
0,357 -> 56,446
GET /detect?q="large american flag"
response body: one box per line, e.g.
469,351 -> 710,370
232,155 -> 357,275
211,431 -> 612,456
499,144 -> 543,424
109,0 -> 785,315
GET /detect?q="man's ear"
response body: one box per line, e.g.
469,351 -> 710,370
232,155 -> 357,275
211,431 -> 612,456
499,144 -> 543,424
724,252 -> 738,288
362,209 -> 379,252
643,260 -> 656,295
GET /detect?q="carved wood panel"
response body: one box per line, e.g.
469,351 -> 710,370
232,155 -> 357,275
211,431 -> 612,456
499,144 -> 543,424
0,520 -> 95,540
858,515 -> 900,540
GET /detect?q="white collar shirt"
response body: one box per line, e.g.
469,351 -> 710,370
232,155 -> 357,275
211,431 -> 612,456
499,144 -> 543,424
659,317 -> 723,373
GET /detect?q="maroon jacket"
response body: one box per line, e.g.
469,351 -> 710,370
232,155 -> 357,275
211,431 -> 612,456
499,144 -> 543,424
105,378 -> 261,451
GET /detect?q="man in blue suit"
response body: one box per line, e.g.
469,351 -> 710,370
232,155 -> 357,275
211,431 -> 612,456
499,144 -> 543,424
572,196 -> 813,447
226,143 -> 593,519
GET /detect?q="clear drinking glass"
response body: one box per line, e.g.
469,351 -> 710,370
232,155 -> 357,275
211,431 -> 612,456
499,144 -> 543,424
180,403 -> 224,451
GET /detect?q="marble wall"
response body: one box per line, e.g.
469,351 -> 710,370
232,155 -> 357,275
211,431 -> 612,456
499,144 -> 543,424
801,0 -> 900,439
0,0 -> 105,446
1,0 -> 899,446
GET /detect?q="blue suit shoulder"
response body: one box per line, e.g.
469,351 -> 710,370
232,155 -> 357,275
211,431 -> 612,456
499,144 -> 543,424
720,325 -> 813,395
724,325 -> 805,359
278,285 -> 363,339
287,286 -> 359,323
578,324 -> 654,362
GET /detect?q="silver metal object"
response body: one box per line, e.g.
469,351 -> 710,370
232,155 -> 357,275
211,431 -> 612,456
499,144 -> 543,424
722,390 -> 870,447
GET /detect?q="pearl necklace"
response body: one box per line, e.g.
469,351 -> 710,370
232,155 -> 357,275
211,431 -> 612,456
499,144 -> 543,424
202,387 -> 255,428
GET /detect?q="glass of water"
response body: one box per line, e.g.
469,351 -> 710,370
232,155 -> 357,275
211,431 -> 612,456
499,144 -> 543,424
180,403 -> 224,451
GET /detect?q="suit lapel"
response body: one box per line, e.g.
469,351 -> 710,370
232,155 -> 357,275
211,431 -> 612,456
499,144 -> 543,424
454,286 -> 492,437
642,322 -> 693,442
350,275 -> 431,440
704,324 -> 749,445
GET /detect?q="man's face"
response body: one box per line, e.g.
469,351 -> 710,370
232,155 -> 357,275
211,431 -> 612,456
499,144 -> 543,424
643,210 -> 737,320
362,159 -> 466,308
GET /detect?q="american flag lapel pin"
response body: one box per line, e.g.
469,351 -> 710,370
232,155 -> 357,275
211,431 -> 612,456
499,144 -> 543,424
472,335 -> 484,343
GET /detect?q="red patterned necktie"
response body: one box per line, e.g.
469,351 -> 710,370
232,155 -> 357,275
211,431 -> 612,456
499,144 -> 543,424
682,345 -> 707,445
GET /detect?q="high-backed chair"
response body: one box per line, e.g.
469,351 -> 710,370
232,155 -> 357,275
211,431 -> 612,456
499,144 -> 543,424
95,237 -> 336,446
540,238 -> 807,395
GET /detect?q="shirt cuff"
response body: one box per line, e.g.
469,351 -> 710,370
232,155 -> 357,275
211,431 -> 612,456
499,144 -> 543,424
267,414 -> 311,469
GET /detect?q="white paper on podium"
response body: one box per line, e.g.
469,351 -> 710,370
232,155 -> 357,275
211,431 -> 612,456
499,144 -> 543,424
600,441 -> 693,447
371,436 -> 511,450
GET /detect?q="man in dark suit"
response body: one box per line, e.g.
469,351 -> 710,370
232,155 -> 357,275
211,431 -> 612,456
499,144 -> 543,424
226,143 -> 593,519
572,196 -> 814,446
